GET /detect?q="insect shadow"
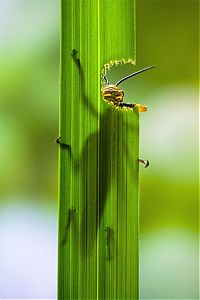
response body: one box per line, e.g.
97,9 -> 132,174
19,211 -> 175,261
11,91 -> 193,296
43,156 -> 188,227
67,50 -> 137,258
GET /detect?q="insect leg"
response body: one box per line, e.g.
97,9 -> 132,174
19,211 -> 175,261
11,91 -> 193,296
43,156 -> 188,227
56,136 -> 71,149
71,49 -> 80,67
62,207 -> 76,246
118,102 -> 136,108
118,102 -> 147,112
105,226 -> 112,260
138,158 -> 150,168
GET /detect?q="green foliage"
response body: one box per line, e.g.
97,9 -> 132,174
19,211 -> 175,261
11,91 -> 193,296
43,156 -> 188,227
58,0 -> 138,299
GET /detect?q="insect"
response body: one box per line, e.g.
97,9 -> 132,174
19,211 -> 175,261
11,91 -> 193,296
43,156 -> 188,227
101,65 -> 156,112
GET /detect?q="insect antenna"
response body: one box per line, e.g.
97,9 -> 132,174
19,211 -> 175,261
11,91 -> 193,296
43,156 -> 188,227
102,73 -> 109,85
115,65 -> 156,86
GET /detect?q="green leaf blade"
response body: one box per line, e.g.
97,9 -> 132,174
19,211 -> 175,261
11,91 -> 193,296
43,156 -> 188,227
58,1 -> 138,299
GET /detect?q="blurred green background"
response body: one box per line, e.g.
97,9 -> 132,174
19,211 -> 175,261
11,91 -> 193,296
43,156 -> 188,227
0,0 -> 198,299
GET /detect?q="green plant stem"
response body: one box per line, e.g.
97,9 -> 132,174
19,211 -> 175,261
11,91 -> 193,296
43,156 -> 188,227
58,0 -> 138,299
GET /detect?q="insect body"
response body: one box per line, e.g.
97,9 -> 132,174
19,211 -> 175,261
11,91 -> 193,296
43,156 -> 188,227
101,65 -> 156,112
102,85 -> 124,106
